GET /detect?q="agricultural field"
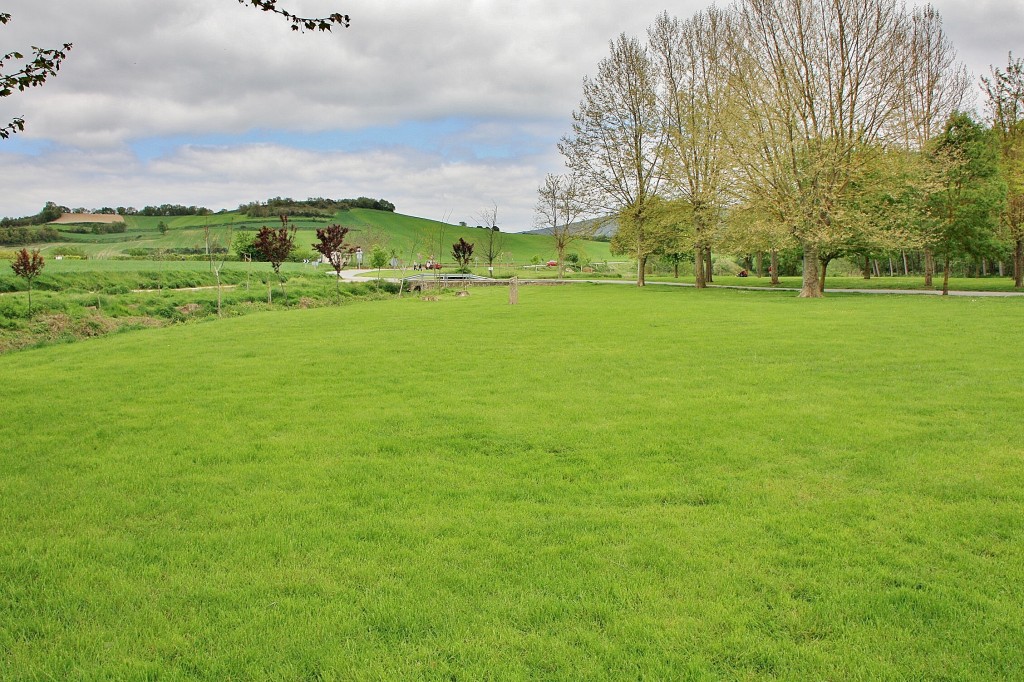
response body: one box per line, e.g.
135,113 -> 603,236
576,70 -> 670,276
1,285 -> 1021,679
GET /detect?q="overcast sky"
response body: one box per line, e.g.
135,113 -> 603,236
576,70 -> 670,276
1,0 -> 1019,231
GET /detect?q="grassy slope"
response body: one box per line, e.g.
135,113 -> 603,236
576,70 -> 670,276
1,286 -> 1022,679
28,209 -> 613,263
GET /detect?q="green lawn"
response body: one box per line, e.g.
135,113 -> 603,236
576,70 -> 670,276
650,274 -> 1024,292
1,286 -> 1022,679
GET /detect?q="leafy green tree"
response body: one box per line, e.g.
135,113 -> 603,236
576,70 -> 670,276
10,248 -> 44,312
983,53 -> 1024,287
369,244 -> 388,282
232,232 -> 259,260
611,197 -> 689,284
927,113 -> 1006,294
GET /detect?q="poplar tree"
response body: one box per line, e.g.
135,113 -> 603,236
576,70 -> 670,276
927,113 -> 1006,295
983,53 -> 1024,288
559,34 -> 665,286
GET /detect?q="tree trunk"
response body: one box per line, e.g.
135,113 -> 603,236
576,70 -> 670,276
637,255 -> 647,287
942,254 -> 951,296
704,247 -> 713,283
674,261 -> 679,278
216,271 -> 222,317
888,258 -> 894,277
863,254 -> 871,279
902,250 -> 909,276
1015,239 -> 1023,288
756,252 -> 764,278
799,244 -> 823,298
694,246 -> 706,288
818,257 -> 831,294
770,250 -> 779,286
924,248 -> 934,287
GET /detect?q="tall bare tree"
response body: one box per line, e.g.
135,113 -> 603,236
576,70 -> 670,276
559,33 -> 665,286
648,8 -> 732,289
474,203 -> 506,276
205,224 -> 234,316
534,174 -> 594,278
727,0 -> 911,297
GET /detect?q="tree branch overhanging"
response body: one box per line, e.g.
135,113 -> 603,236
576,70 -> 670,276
238,1 -> 350,32
0,13 -> 72,140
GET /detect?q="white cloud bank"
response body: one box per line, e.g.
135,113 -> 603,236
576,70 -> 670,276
0,0 -> 1018,229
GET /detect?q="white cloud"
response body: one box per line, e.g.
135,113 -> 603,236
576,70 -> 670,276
0,142 -> 555,230
0,0 -> 1017,229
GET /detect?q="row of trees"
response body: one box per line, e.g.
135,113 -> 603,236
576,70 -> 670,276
545,0 -> 1022,296
0,203 -> 217,226
238,196 -> 396,217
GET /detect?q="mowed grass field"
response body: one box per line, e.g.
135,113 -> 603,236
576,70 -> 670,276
1,286 -> 1022,679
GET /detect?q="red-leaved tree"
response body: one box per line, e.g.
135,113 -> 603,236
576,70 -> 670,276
10,248 -> 44,312
452,238 -> 474,273
253,220 -> 296,300
312,224 -> 352,289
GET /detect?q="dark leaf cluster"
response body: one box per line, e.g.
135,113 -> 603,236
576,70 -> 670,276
0,226 -> 61,245
238,0 -> 349,32
240,196 -> 395,216
1,13 -> 72,139
312,224 -> 353,275
253,225 -> 297,274
138,204 -> 213,217
10,248 -> 44,281
1,202 -> 65,228
451,237 -> 474,271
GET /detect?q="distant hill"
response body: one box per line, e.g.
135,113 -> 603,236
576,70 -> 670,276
29,207 -> 614,263
522,216 -> 617,239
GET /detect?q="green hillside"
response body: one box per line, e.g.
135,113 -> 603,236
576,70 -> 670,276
27,209 -> 613,264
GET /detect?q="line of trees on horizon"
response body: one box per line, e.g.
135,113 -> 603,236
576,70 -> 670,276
543,0 -> 1023,296
238,196 -> 396,218
0,202 -> 217,227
